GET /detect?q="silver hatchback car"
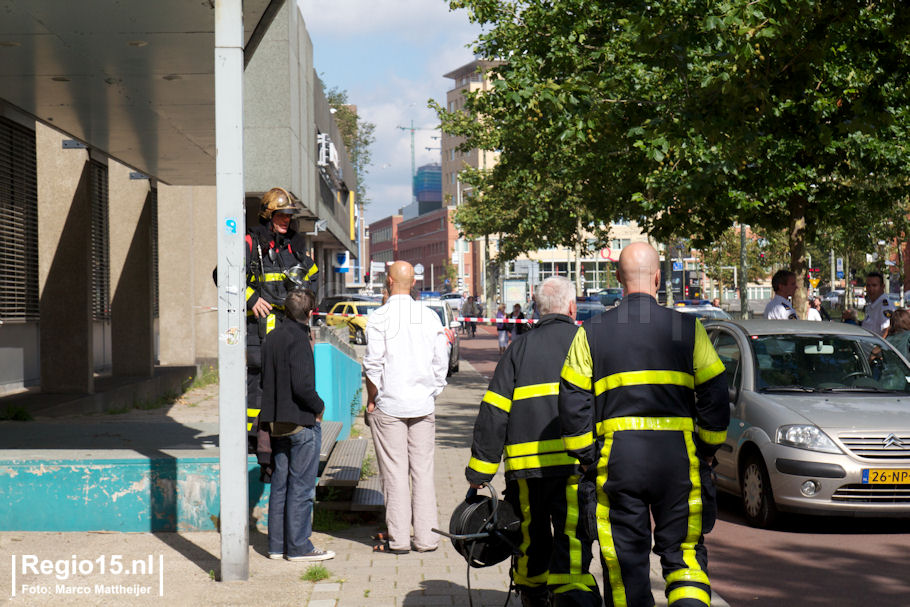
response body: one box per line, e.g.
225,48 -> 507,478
703,320 -> 910,527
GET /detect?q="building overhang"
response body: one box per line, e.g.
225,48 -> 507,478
0,0 -> 274,185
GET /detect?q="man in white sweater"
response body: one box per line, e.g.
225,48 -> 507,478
363,261 -> 449,554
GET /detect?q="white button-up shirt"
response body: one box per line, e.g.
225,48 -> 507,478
764,295 -> 798,320
862,293 -> 892,337
363,294 -> 449,418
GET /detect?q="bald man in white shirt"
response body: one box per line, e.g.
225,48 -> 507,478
363,261 -> 449,554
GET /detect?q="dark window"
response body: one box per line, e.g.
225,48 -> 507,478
89,161 -> 110,320
0,117 -> 38,322
150,186 -> 159,318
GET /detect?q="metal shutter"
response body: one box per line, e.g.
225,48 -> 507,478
150,186 -> 159,318
0,116 -> 38,322
89,161 -> 110,320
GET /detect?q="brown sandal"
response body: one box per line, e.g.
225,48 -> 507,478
370,531 -> 390,542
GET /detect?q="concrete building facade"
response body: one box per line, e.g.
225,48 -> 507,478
0,2 -> 358,395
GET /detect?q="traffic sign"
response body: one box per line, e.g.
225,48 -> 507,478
672,261 -> 683,271
809,277 -> 821,288
836,271 -> 844,279
414,263 -> 424,275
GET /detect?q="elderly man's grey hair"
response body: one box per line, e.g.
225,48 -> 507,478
536,276 -> 576,315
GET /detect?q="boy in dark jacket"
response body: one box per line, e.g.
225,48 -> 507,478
259,288 -> 334,562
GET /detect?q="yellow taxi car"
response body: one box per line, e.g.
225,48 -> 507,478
326,301 -> 381,344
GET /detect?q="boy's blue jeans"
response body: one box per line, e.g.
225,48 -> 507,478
268,422 -> 321,557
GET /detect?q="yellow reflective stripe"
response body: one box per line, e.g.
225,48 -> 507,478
246,408 -> 261,432
666,568 -> 710,586
561,364 -> 592,391
680,432 -> 709,602
563,431 -> 594,451
668,586 -> 711,606
549,573 -> 597,587
695,358 -> 726,386
693,319 -> 723,386
564,475 -> 582,581
594,369 -> 694,395
513,382 -> 559,401
468,457 -> 500,475
505,452 -> 577,471
513,479 -> 535,587
697,427 -> 727,445
559,365 -> 591,390
246,286 -> 255,301
262,272 -> 285,282
596,416 -> 693,436
504,438 -> 565,458
305,263 -> 318,280
562,328 -> 593,390
266,314 -> 277,334
596,434 -> 627,607
482,390 -> 512,413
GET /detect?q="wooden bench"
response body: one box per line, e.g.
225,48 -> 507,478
320,421 -> 343,464
320,437 -> 368,487
351,476 -> 384,512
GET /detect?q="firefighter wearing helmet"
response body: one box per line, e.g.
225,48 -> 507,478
245,187 -> 318,474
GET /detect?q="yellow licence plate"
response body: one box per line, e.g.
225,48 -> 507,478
862,469 -> 910,484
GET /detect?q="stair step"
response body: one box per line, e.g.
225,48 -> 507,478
320,421 -> 343,463
351,475 -> 384,512
319,438 -> 367,487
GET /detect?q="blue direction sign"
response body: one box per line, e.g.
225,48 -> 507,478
672,261 -> 683,271
836,271 -> 845,279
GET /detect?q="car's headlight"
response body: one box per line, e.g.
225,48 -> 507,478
776,425 -> 842,454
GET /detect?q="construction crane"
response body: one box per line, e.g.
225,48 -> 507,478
397,120 -> 439,199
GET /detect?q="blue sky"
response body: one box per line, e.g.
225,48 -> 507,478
296,0 -> 482,223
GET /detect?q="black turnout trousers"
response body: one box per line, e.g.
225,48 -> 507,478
596,430 -> 716,607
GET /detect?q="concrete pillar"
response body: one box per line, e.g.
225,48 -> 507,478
108,161 -> 154,377
192,187 -> 218,362
36,123 -> 93,393
157,185 -> 197,366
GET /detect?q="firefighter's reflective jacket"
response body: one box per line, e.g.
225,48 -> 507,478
558,293 -> 730,466
466,313 -> 581,485
245,224 -> 318,331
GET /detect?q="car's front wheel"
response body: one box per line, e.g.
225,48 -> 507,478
354,328 -> 366,345
741,454 -> 778,528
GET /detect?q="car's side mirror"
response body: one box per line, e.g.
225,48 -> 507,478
728,386 -> 739,404
450,321 -> 462,329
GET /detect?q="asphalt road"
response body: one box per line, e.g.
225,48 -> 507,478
459,324 -> 910,607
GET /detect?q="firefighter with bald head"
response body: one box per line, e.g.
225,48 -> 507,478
245,187 -> 318,463
559,243 -> 729,607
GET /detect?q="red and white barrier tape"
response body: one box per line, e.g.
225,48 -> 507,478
457,316 -> 584,326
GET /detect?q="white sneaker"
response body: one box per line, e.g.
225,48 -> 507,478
267,553 -> 283,560
286,548 -> 335,562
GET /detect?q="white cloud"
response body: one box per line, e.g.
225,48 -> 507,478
298,0 -> 477,43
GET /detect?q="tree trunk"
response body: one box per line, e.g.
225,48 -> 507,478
788,197 -> 809,319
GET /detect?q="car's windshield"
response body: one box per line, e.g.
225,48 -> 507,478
679,308 -> 731,320
355,304 -> 380,315
752,333 -> 910,393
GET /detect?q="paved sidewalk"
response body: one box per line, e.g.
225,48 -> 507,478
0,354 -> 729,606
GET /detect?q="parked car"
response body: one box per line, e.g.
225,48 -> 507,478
674,304 -> 732,320
326,301 -> 382,345
314,293 -> 377,326
576,301 -> 607,322
597,288 -> 624,307
822,290 -> 844,308
422,299 -> 462,376
703,319 -> 910,528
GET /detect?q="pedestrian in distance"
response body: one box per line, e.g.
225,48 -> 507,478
710,297 -> 721,309
462,296 -> 479,338
258,288 -> 334,563
496,304 -> 508,355
510,303 -> 527,343
363,261 -> 449,554
807,296 -> 823,321
862,271 -> 892,337
559,242 -> 730,607
764,269 -> 798,319
466,276 -> 601,607
842,308 -> 859,325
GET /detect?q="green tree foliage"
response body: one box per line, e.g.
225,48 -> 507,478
437,0 -> 910,312
325,84 -> 376,206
